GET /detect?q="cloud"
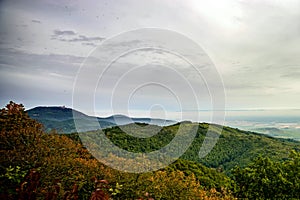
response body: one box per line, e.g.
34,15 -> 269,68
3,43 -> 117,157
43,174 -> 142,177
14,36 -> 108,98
281,71 -> 300,80
0,0 -> 299,112
51,29 -> 105,45
31,19 -> 41,24
0,47 -> 86,108
82,42 -> 97,47
0,47 -> 84,77
53,29 -> 76,36
65,35 -> 104,42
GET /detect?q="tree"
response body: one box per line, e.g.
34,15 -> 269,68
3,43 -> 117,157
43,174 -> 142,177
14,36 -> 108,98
0,101 -> 44,167
232,152 -> 300,199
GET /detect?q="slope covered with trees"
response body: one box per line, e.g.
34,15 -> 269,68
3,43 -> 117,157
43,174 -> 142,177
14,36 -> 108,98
90,122 -> 299,172
1,101 -> 299,199
232,151 -> 300,199
0,102 -> 235,199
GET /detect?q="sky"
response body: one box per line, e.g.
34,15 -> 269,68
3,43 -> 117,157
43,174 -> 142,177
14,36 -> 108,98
0,0 -> 299,121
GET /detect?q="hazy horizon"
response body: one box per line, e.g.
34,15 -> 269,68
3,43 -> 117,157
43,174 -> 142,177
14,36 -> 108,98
24,103 -> 300,140
24,103 -> 300,123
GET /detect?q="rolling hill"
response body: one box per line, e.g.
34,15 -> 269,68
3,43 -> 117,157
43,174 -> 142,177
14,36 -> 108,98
71,122 -> 300,173
2,101 -> 300,199
26,106 -> 300,172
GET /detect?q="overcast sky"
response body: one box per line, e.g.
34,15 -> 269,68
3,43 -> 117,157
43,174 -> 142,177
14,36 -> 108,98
0,0 -> 299,120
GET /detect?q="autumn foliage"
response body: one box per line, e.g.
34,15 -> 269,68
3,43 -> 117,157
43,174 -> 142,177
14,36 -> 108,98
0,101 -> 237,199
1,101 -> 300,199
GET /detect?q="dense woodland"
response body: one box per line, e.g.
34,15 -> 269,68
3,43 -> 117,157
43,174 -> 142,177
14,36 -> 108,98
1,101 -> 299,199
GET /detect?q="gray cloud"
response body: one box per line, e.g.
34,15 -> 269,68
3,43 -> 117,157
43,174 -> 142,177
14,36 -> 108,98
53,29 -> 76,36
0,47 -> 83,77
0,47 -> 86,108
31,19 -> 41,24
281,72 -> 300,79
0,0 -> 299,114
51,29 -> 105,45
66,35 -> 104,42
82,42 -> 97,47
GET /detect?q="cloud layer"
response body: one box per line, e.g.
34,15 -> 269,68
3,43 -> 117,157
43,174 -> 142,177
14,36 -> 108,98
51,29 -> 105,46
0,0 -> 299,119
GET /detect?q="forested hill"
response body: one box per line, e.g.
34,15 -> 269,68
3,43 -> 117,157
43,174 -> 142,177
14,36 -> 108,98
74,122 -> 300,173
26,106 -> 300,172
1,102 -> 300,199
27,106 -> 300,172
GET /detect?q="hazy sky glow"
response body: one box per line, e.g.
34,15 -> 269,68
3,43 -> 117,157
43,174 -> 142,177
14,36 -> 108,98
0,0 -> 299,120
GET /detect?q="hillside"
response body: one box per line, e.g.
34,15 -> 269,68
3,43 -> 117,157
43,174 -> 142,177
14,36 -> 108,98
27,106 -> 115,132
1,102 -> 300,199
27,106 -> 300,172
77,122 -> 300,173
27,106 -> 176,133
1,102 -> 235,199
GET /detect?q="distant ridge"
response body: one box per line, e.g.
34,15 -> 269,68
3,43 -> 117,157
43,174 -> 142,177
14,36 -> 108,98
28,106 -> 88,121
27,106 -> 176,133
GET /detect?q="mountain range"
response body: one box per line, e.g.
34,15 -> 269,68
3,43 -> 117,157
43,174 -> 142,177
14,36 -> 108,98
26,106 -> 300,172
27,106 -> 176,133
